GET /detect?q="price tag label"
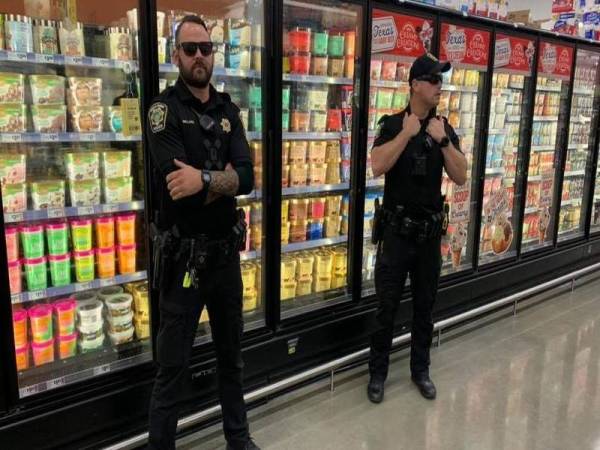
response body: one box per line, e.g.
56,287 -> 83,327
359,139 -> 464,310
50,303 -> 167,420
35,53 -> 55,64
93,365 -> 111,376
103,204 -> 119,213
96,58 -> 111,68
50,377 -> 66,388
66,56 -> 83,65
44,133 -> 59,142
25,385 -> 40,396
76,282 -> 93,292
98,278 -> 114,288
77,206 -> 94,215
79,133 -> 95,142
8,52 -> 27,62
3,134 -> 22,143
121,98 -> 142,137
48,207 -> 66,219
29,289 -> 47,301
5,212 -> 24,223
11,294 -> 21,304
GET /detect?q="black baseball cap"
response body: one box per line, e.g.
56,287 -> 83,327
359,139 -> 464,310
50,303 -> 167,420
409,53 -> 451,83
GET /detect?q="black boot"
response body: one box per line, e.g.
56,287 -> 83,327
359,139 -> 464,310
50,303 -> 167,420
367,377 -> 385,403
411,373 -> 436,400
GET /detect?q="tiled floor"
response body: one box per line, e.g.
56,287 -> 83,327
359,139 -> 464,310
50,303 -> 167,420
177,275 -> 600,450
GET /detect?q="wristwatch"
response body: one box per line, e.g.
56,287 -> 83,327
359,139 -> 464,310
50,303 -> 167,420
202,170 -> 212,189
439,136 -> 450,148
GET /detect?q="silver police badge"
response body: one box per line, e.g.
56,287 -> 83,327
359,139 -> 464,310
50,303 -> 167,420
149,103 -> 168,133
221,118 -> 231,133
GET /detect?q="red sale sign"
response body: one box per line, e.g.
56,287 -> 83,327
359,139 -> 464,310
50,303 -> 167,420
371,10 -> 434,58
552,0 -> 574,13
538,41 -> 573,80
439,23 -> 490,70
494,34 -> 535,75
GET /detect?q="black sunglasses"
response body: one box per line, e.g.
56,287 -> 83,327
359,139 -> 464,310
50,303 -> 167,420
178,41 -> 214,57
416,74 -> 443,85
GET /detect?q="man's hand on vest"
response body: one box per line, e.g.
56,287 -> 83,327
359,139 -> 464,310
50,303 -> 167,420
402,113 -> 421,139
166,159 -> 204,201
426,117 -> 447,144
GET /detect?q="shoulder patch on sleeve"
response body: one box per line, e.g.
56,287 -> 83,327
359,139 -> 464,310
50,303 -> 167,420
149,102 -> 168,133
376,114 -> 389,138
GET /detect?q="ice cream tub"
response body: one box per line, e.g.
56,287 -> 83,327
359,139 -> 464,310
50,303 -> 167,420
281,221 -> 291,245
79,332 -> 104,353
370,59 -> 382,80
69,179 -> 101,206
31,180 -> 66,209
281,281 -> 297,301
32,339 -> 54,366
74,290 -> 97,303
328,33 -> 345,57
281,257 -> 297,282
118,244 -> 136,274
77,299 -> 104,332
314,275 -> 332,293
108,323 -> 135,345
70,106 -> 103,132
103,177 -> 133,204
29,304 -> 53,343
95,216 -> 115,249
290,220 -> 308,243
29,75 -> 65,105
21,225 -> 44,259
133,283 -> 149,319
15,344 -> 29,371
0,154 -> 26,187
307,219 -> 324,240
116,214 -> 136,246
107,106 -> 123,133
96,247 -> 116,279
70,219 -> 92,252
13,309 -> 28,348
105,293 -> 133,317
308,163 -> 327,185
308,141 -> 327,164
311,55 -> 328,76
307,89 -> 328,111
74,250 -> 94,282
107,311 -> 134,331
289,164 -> 308,187
328,57 -> 344,77
289,52 -> 311,75
8,259 -> 22,294
312,31 -> 328,56
97,286 -> 124,303
134,317 -> 150,339
46,222 -> 68,256
243,289 -> 257,312
54,298 -> 76,336
289,141 -> 308,164
58,333 -> 77,359
5,226 -> 19,262
290,110 -> 310,132
310,111 -> 327,132
33,19 -> 58,55
4,14 -> 33,53
0,73 -> 25,103
58,22 -> 85,57
67,77 -> 102,106
49,253 -> 71,287
0,104 -> 26,133
65,152 -> 100,181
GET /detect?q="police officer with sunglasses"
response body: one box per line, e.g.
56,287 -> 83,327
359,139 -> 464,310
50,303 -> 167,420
146,15 -> 259,450
367,53 -> 468,403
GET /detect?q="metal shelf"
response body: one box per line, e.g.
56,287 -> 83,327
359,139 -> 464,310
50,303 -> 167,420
366,178 -> 385,188
485,167 -> 505,175
283,74 -> 352,85
241,251 -> 258,261
3,201 -> 145,224
283,183 -> 349,196
246,132 -> 262,141
283,132 -> 346,140
371,79 -> 407,88
536,85 -> 562,92
11,271 -> 147,305
523,207 -> 539,215
533,116 -> 559,122
488,129 -> 506,135
0,50 -> 136,71
570,116 -> 591,124
493,88 -> 522,95
20,350 -> 152,398
561,198 -> 582,207
568,144 -> 589,151
530,145 -> 555,152
563,170 -> 586,177
160,63 -> 261,79
0,132 -> 141,144
282,235 -> 347,253
573,88 -> 594,95
442,85 -> 479,93
527,175 -> 542,182
505,116 -> 521,122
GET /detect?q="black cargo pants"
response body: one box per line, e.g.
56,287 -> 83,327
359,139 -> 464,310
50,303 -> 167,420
148,254 -> 248,450
369,225 -> 442,381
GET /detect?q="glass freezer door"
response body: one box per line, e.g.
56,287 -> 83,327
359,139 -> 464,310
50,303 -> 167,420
521,42 -> 574,253
0,2 -> 151,398
362,10 -> 435,295
155,2 -> 267,342
558,49 -> 600,240
479,34 -> 535,265
280,0 -> 363,318
438,23 -> 490,274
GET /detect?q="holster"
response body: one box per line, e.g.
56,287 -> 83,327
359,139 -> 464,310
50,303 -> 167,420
387,203 -> 445,243
371,197 -> 385,245
150,223 -> 180,290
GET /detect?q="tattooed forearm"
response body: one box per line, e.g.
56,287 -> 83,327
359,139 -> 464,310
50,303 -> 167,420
208,167 -> 239,197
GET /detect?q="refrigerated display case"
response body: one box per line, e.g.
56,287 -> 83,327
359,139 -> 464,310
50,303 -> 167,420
479,33 -> 536,264
438,22 -> 490,273
154,1 -> 267,339
0,2 -> 150,398
558,48 -> 600,240
279,0 -> 362,317
362,9 -> 434,293
521,41 -> 574,253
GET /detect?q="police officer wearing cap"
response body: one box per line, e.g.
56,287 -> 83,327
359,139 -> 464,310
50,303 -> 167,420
146,15 -> 259,450
367,53 -> 467,403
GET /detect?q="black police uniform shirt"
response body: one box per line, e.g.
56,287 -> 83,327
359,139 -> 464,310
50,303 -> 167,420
146,78 -> 254,238
373,106 -> 461,215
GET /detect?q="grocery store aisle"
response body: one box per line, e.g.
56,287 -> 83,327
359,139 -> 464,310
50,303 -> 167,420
177,275 -> 600,450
